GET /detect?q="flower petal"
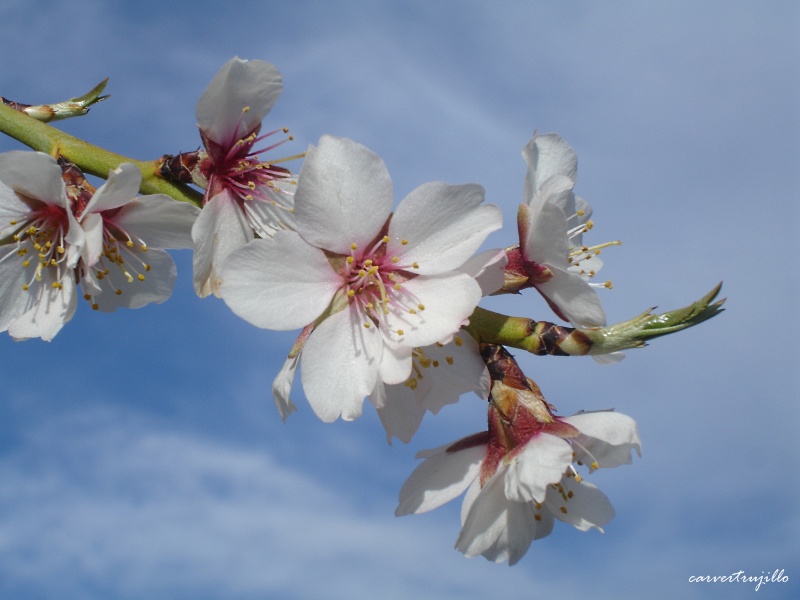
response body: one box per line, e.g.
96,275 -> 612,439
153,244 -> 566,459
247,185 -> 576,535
457,248 -> 508,296
523,133 -> 578,200
0,151 -> 66,208
561,411 -> 642,469
396,438 -> 485,515
535,267 -> 607,328
219,231 -> 339,330
294,136 -> 393,254
523,183 -> 572,267
81,163 -> 141,215
191,192 -> 253,297
0,246 -> 30,332
7,269 -> 77,341
272,353 -> 299,422
545,477 -> 615,532
383,272 -> 481,348
504,433 -> 573,503
112,194 -> 200,249
0,179 -> 32,239
300,304 -> 382,422
371,381 -> 425,445
196,57 -> 282,146
389,182 -> 502,275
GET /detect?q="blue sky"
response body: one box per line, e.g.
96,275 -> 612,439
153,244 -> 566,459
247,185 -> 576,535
0,1 -> 798,599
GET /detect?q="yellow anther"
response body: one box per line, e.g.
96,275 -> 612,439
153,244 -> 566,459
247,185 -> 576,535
91,303 -> 99,310
396,329 -> 404,336
248,181 -> 256,190
574,474 -> 583,483
454,336 -> 463,346
567,491 -> 574,498
604,281 -> 613,289
382,236 -> 389,243
391,256 -> 399,263
445,356 -> 454,365
576,209 -> 585,216
364,259 -> 373,267
585,220 -> 594,230
591,461 -> 599,469
21,284 -> 29,291
83,294 -> 91,301
9,220 -> 16,225
137,274 -> 145,282
363,322 -> 371,328
432,360 -> 439,367
242,106 -> 251,113
51,281 -> 62,289
115,289 -> 122,295
347,289 -> 355,297
401,239 -> 408,245
126,240 -> 134,247
346,256 -> 355,264
144,264 -> 151,272
560,506 -> 568,514
368,266 -> 379,276
412,262 -> 419,269
351,243 -> 358,250
394,283 -> 401,291
409,309 -> 417,315
56,246 -> 65,254
22,260 -> 30,268
405,378 -> 418,390
358,269 -> 367,278
417,303 -> 425,311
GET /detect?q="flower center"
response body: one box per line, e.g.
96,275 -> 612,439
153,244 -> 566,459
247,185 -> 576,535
6,203 -> 70,291
343,236 -> 423,335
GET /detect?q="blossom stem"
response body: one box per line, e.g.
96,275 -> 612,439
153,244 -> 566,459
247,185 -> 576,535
467,283 -> 725,356
0,102 -> 203,207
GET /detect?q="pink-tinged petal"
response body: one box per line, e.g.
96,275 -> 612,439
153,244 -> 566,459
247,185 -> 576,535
300,304 -> 382,422
383,273 -> 481,348
0,246 -> 29,332
8,270 -> 76,341
370,382 -> 425,445
294,136 -> 393,254
457,249 -> 507,296
535,268 -> 606,328
389,182 -> 502,275
272,353 -> 299,422
545,477 -> 615,532
561,411 -> 641,468
504,433 -> 573,503
81,163 -> 141,215
0,151 -> 66,208
191,192 -> 253,297
112,194 -> 200,249
196,57 -> 282,145
523,133 -> 578,201
523,183 -> 572,267
219,231 -> 339,330
83,248 -> 176,312
396,439 -> 485,515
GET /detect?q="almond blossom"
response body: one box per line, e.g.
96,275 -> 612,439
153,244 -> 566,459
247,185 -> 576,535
219,135 -> 502,423
507,133 -> 614,328
191,57 -> 297,297
396,361 -> 640,565
0,151 -> 198,340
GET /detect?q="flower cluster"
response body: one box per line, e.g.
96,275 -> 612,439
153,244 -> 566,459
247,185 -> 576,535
0,56 -> 724,567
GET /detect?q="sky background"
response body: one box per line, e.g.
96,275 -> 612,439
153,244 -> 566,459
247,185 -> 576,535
0,1 -> 798,599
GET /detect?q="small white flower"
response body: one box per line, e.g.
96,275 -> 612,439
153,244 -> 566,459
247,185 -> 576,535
191,57 -> 297,297
220,135 -> 502,422
0,151 -> 198,340
396,406 -> 640,565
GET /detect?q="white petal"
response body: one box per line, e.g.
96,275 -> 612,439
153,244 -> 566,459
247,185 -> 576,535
592,352 -> 626,365
456,249 -> 508,296
272,353 -> 299,421
191,192 -> 253,297
561,411 -> 642,468
0,151 -> 66,208
504,433 -> 573,503
7,269 -> 77,341
371,381 -> 425,445
383,273 -> 481,348
300,304 -> 382,422
0,179 -> 32,239
545,477 -> 615,532
241,185 -> 296,237
456,466 -> 536,564
78,212 -> 104,267
389,182 -> 502,275
523,185 -> 572,268
112,194 -> 200,249
81,163 -> 141,215
196,57 -> 282,145
219,231 -> 339,330
377,341 -> 413,386
0,246 -> 30,332
523,133 -> 578,200
294,136 -> 393,254
535,268 -> 607,328
396,439 -> 485,515
82,248 -> 176,311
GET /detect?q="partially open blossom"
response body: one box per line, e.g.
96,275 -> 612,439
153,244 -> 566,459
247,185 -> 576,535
0,151 -> 198,340
504,133 -> 616,329
219,135 -> 502,423
191,57 -> 297,297
396,345 -> 640,565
